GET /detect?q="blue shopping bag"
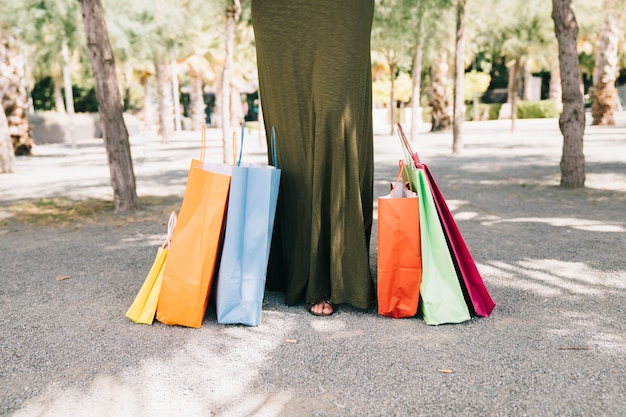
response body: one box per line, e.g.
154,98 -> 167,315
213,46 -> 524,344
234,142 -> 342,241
216,127 -> 281,326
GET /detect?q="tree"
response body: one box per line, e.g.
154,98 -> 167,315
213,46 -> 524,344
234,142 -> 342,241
6,0 -> 84,145
591,0 -> 619,125
548,46 -> 563,110
552,0 -> 586,188
429,50 -> 453,131
79,0 -> 139,210
373,0 -> 456,137
409,40 -> 424,141
465,70 -> 491,121
372,0 -> 412,134
500,1 -> 553,131
221,0 -> 242,163
0,105 -> 12,173
0,32 -> 33,156
104,0 -> 195,143
155,55 -> 174,143
452,0 -> 466,154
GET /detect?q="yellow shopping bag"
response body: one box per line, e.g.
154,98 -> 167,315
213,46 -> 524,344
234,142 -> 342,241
125,211 -> 177,324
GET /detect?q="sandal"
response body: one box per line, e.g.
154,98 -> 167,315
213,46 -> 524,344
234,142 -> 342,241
307,299 -> 336,317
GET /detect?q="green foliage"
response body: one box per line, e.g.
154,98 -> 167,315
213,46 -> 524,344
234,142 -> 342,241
464,103 -> 495,121
1,0 -> 85,80
72,86 -> 98,113
422,106 -> 432,123
465,100 -> 560,121
516,100 -> 560,119
464,70 -> 491,101
489,103 -> 502,120
31,77 -> 99,112
30,77 -> 56,111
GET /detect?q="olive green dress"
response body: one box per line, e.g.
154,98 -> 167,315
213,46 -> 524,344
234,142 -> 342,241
252,0 -> 375,310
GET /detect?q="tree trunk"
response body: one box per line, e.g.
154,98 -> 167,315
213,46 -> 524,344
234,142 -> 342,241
429,50 -> 451,132
140,73 -> 155,132
410,42 -> 423,142
171,60 -> 182,131
62,39 -> 76,147
523,60 -> 533,101
155,57 -> 174,144
549,56 -> 563,112
188,72 -> 206,131
221,0 -> 241,163
53,77 -> 66,113
591,10 -> 618,126
0,34 -> 34,156
389,61 -> 397,135
509,59 -> 521,133
552,0 -> 585,188
79,0 -> 139,211
0,104 -> 13,173
452,0 -> 466,154
506,59 -> 518,104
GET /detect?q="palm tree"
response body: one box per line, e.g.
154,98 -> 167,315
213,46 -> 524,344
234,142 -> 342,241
591,1 -> 619,126
79,0 -> 138,211
552,0 -> 586,188
0,32 -> 34,157
221,0 -> 242,163
429,50 -> 453,131
7,0 -> 84,144
372,0 -> 414,135
452,0 -> 467,154
177,0 -> 223,132
0,105 -> 12,173
0,35 -> 15,172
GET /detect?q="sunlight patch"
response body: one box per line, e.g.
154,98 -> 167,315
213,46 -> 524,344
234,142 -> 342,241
13,314 -> 298,417
479,261 -> 562,296
310,319 -> 347,333
454,211 -> 479,220
586,173 -> 626,192
480,259 -> 626,298
481,216 -> 625,233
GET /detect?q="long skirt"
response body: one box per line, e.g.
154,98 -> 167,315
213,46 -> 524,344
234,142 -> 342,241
251,0 -> 375,309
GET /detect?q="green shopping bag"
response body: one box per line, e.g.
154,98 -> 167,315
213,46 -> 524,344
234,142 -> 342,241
403,166 -> 471,325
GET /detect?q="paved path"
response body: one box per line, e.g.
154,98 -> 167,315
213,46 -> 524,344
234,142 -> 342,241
1,117 -> 625,416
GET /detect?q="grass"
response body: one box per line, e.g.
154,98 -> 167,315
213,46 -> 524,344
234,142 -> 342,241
0,196 -> 181,229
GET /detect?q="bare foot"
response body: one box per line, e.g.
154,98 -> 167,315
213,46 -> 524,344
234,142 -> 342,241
309,300 -> 335,316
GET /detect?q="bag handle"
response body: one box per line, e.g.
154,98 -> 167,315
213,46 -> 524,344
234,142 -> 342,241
163,211 -> 177,249
232,131 -> 238,166
270,126 -> 278,168
200,125 -> 207,162
237,124 -> 245,166
392,159 -> 413,193
396,123 -> 421,167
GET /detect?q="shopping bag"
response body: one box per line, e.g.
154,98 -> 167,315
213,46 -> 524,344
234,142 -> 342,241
156,126 -> 231,328
216,127 -> 281,326
125,211 -> 177,324
395,128 -> 470,325
377,161 -> 422,318
398,124 -> 495,318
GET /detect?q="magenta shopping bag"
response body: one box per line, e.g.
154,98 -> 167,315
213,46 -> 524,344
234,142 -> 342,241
397,123 -> 495,318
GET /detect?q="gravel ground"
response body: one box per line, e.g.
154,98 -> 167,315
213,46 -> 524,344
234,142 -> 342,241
1,117 -> 625,417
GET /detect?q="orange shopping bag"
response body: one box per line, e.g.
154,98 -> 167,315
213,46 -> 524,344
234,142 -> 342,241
377,161 -> 422,318
156,127 -> 231,328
